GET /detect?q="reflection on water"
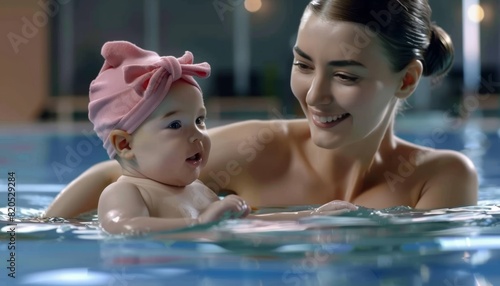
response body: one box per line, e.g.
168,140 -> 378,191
1,204 -> 500,285
1,202 -> 500,285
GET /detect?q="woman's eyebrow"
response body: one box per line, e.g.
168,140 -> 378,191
293,46 -> 313,61
293,46 -> 366,68
328,60 -> 366,68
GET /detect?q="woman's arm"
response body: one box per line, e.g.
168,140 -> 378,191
415,151 -> 478,210
248,200 -> 358,220
43,160 -> 122,218
44,120 -> 287,218
43,120 -> 261,218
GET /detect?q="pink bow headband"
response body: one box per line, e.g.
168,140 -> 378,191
88,41 -> 211,158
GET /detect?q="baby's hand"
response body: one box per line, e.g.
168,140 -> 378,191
312,200 -> 358,216
198,195 -> 250,224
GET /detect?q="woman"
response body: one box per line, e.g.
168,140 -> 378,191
44,0 -> 477,218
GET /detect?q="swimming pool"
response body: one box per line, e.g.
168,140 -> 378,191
1,119 -> 500,286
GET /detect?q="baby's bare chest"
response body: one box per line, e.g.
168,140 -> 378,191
139,185 -> 219,218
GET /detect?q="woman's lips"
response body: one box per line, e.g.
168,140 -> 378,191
311,113 -> 350,128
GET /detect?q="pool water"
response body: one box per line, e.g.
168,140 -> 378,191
1,122 -> 500,285
1,203 -> 500,285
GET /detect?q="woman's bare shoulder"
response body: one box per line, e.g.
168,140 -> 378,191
395,138 -> 478,208
396,138 -> 476,174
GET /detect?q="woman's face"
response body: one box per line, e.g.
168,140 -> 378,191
291,10 -> 404,149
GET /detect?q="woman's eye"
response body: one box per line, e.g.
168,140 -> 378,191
293,62 -> 311,71
335,73 -> 359,83
196,116 -> 206,126
167,120 -> 182,129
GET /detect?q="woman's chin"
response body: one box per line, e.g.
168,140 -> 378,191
308,125 -> 344,149
311,134 -> 343,150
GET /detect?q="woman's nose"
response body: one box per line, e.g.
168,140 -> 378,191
306,75 -> 333,106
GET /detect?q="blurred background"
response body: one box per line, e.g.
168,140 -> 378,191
0,0 -> 499,185
0,0 -> 499,123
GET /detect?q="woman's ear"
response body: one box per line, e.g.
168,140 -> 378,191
395,60 -> 423,99
109,130 -> 134,160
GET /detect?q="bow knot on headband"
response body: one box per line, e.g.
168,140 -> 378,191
123,52 -> 210,98
88,41 -> 211,158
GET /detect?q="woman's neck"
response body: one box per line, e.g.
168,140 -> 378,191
305,116 -> 397,200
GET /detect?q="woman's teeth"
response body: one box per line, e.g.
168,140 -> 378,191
316,113 -> 348,123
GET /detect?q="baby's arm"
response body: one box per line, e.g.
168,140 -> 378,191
99,184 -> 251,234
198,195 -> 251,223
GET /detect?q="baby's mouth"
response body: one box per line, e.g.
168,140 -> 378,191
186,153 -> 202,162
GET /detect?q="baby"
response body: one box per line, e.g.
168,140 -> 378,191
89,41 -> 251,234
89,41 -> 357,235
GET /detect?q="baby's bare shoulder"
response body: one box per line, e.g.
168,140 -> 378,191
102,180 -> 140,195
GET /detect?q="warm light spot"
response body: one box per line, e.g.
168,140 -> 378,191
244,0 -> 262,13
467,4 -> 484,23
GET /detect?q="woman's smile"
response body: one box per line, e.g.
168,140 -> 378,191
309,108 -> 351,128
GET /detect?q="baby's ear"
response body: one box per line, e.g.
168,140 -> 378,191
109,130 -> 134,160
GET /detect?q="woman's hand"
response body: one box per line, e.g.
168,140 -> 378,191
198,195 -> 251,224
312,200 -> 358,216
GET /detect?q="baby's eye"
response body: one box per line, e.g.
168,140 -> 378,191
167,120 -> 182,129
196,116 -> 206,126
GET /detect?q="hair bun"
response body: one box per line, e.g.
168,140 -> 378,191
422,25 -> 454,81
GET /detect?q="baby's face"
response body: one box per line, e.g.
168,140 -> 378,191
130,81 -> 210,187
